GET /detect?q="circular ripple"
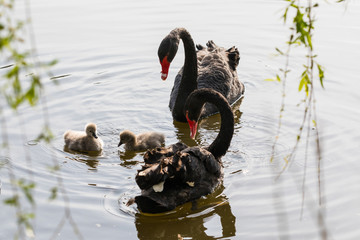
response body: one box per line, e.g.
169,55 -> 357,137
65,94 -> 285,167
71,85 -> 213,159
0,156 -> 10,169
26,140 -> 39,146
103,188 -> 139,218
104,183 -> 230,221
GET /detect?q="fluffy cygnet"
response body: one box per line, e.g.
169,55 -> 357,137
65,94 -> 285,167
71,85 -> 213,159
118,130 -> 165,151
64,123 -> 104,152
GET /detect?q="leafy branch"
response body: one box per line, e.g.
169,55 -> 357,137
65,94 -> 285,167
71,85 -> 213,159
269,0 -> 327,192
1,1 -> 82,239
267,2 -> 350,239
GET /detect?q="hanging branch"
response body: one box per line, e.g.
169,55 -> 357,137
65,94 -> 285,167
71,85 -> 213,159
1,0 -> 83,239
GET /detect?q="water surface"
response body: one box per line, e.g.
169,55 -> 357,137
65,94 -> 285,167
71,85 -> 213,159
1,0 -> 360,239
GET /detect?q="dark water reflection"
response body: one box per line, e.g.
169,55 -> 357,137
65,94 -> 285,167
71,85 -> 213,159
118,149 -> 138,162
63,146 -> 102,169
135,185 -> 236,240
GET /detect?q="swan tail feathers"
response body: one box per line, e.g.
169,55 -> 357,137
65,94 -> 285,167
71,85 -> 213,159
206,40 -> 217,51
196,44 -> 205,50
226,46 -> 240,70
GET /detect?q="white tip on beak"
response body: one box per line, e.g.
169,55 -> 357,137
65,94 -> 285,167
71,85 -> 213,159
161,73 -> 168,80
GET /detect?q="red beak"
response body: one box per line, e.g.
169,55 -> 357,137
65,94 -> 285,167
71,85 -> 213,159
160,56 -> 170,81
186,111 -> 198,139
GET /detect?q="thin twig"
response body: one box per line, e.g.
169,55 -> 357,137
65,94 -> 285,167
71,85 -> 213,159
270,31 -> 294,163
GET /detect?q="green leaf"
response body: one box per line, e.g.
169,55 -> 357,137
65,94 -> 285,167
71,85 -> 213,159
275,47 -> 284,55
49,187 -> 58,200
23,188 -> 35,205
299,78 -> 305,92
306,33 -> 313,50
283,7 -> 289,23
4,195 -> 19,206
299,69 -> 311,96
47,164 -> 61,172
283,155 -> 289,164
317,63 -> 325,88
312,119 -> 317,127
36,126 -> 54,143
265,74 -> 281,82
48,59 -> 58,66
16,179 -> 36,205
19,212 -> 35,223
6,65 -> 19,79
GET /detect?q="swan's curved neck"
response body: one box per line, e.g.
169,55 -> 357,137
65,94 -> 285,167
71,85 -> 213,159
208,98 -> 234,159
173,28 -> 198,122
193,90 -> 234,159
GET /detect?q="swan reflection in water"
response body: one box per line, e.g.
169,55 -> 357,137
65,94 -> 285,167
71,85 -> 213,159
63,146 -> 101,169
134,184 -> 236,239
118,149 -> 140,168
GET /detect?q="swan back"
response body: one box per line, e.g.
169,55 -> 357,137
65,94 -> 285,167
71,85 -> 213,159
196,42 -> 243,116
119,130 -> 165,151
137,132 -> 165,149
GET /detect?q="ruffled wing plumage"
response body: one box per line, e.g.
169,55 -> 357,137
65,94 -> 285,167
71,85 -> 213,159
170,40 -> 244,118
134,143 -> 223,213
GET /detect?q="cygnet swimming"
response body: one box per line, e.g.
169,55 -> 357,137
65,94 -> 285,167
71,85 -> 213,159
64,123 -> 103,152
118,130 -> 165,151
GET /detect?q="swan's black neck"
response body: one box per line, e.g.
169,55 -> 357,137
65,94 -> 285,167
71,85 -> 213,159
172,28 -> 198,122
206,94 -> 234,159
186,89 -> 234,159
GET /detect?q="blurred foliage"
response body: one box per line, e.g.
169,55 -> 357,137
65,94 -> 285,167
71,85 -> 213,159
269,0 -> 331,167
1,0 -> 57,238
269,0 -> 346,217
0,0 -> 57,110
268,0 -> 325,94
269,2 -> 346,238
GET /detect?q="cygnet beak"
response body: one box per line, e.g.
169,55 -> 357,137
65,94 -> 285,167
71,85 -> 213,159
118,141 -> 123,147
92,132 -> 98,139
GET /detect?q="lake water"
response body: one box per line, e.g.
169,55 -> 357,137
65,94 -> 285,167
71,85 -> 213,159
1,0 -> 360,239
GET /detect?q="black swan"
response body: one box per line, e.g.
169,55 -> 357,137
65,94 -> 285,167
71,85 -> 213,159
118,130 -> 165,151
158,27 -> 244,122
132,88 -> 234,213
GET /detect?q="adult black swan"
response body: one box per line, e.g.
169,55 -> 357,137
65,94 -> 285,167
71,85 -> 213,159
132,88 -> 234,213
158,27 -> 244,122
